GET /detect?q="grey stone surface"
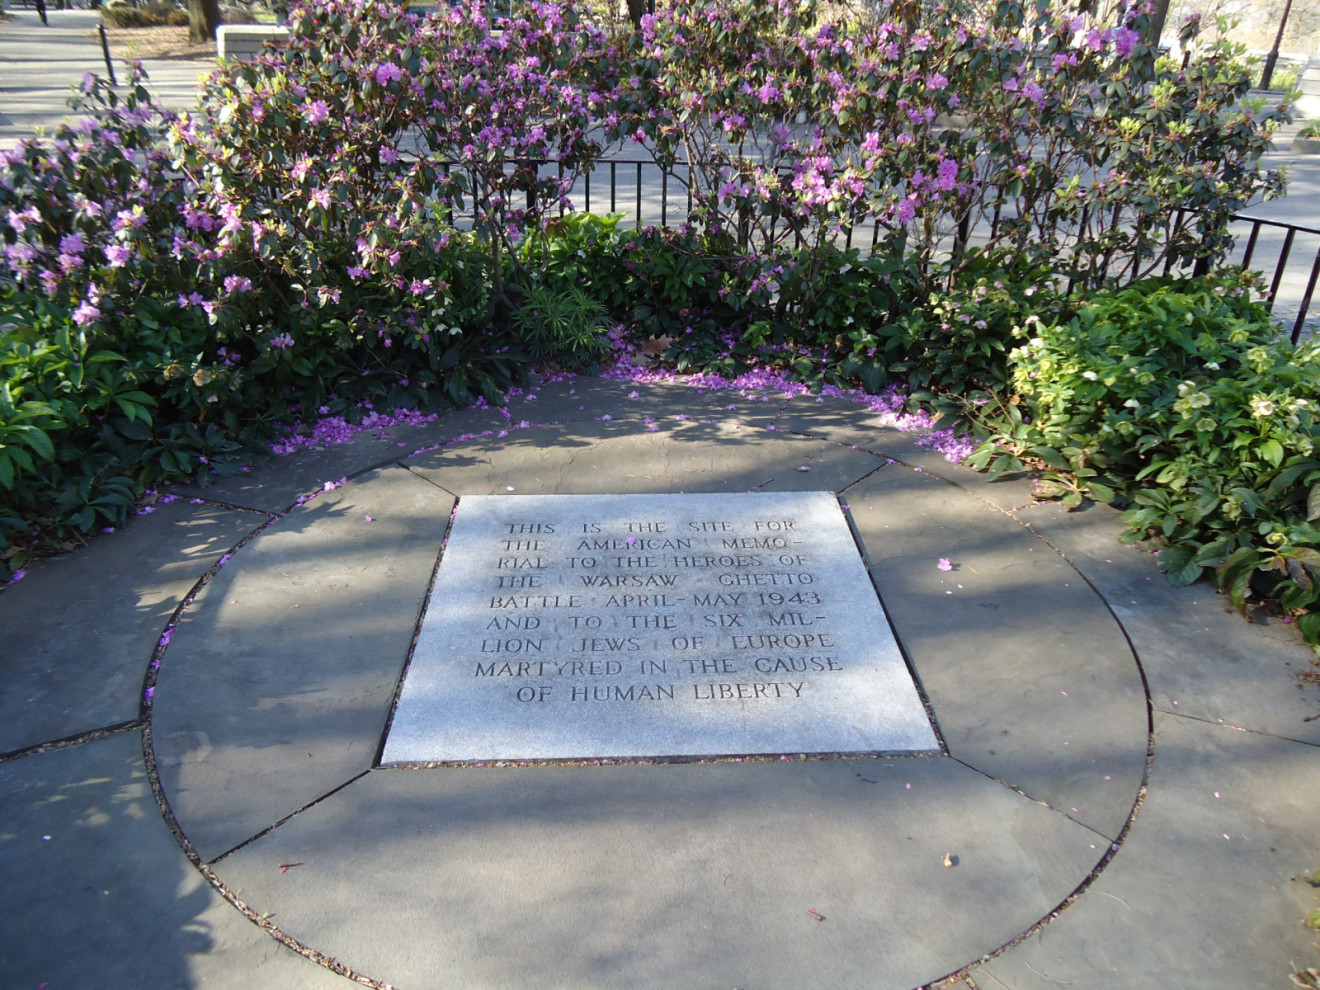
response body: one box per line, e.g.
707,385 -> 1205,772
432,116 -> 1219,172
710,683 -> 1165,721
846,467 -> 1149,841
384,491 -> 936,763
169,402 -> 512,513
1,376 -> 1312,990
0,732 -> 345,990
153,466 -> 455,862
0,500 -> 261,755
775,393 -> 1042,511
976,712 -> 1320,989
408,418 -> 887,496
498,375 -> 792,429
1020,501 -> 1320,744
215,757 -> 1103,990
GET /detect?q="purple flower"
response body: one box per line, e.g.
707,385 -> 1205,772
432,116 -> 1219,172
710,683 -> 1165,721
937,557 -> 954,572
59,232 -> 86,256
105,244 -> 132,267
72,300 -> 101,325
375,63 -> 404,86
305,100 -> 330,125
937,158 -> 959,191
1114,27 -> 1141,57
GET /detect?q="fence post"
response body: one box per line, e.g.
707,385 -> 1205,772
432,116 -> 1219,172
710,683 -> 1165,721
98,24 -> 117,87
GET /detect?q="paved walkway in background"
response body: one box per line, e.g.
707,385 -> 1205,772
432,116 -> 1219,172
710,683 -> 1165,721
0,375 -> 1318,989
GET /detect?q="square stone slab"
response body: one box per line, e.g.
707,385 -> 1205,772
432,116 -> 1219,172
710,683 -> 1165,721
382,491 -> 938,762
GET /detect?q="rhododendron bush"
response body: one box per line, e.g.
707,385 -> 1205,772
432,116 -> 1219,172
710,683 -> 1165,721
0,0 -> 1288,586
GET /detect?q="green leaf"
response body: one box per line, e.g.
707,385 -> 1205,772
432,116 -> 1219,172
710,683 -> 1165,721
1167,558 -> 1204,587
1031,446 -> 1070,470
1308,483 -> 1320,522
1296,612 -> 1320,650
1259,438 -> 1284,468
15,424 -> 55,462
1216,546 -> 1261,615
1086,481 -> 1116,503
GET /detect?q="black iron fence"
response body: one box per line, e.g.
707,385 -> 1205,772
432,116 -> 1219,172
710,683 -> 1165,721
1229,214 -> 1320,343
440,155 -> 1320,343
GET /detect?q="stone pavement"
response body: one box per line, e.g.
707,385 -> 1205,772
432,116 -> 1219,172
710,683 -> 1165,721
1,376 -> 1318,989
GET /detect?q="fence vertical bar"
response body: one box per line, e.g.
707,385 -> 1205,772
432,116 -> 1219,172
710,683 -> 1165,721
1240,220 -> 1262,269
98,25 -> 117,87
1268,227 -> 1296,308
610,162 -> 617,215
661,170 -> 668,228
1292,246 -> 1320,345
636,162 -> 642,224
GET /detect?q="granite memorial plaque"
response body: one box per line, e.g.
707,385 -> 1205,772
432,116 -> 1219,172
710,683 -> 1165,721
382,491 -> 939,763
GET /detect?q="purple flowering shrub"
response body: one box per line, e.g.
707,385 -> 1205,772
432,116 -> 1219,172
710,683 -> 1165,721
608,0 -> 974,278
958,4 -> 1287,289
608,0 -> 1283,304
0,73 -> 255,577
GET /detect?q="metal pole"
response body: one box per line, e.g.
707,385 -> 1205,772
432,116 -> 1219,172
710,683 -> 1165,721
98,24 -> 117,87
1260,0 -> 1294,90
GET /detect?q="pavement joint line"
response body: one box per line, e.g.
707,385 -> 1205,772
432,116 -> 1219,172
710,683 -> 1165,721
837,485 -> 953,757
826,450 -> 1167,988
137,511 -> 289,721
920,769 -> 1155,990
205,770 -> 374,867
139,721 -> 389,987
193,858 -> 391,990
0,718 -> 142,764
947,755 -> 1122,845
402,461 -> 462,499
1153,707 -> 1320,747
373,504 -> 456,768
401,416 -> 564,461
165,495 -> 279,518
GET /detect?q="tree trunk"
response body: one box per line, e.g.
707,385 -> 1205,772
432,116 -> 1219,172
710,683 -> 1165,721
189,0 -> 221,45
625,0 -> 646,32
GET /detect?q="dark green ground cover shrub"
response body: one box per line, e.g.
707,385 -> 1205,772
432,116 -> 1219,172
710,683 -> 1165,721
966,274 -> 1320,648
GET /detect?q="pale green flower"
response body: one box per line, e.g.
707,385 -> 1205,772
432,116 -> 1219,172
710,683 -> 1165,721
1249,394 -> 1276,418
